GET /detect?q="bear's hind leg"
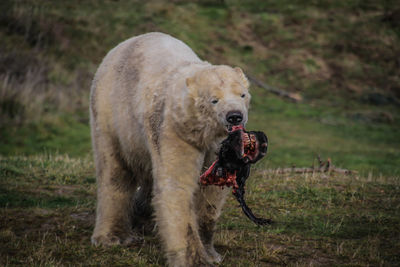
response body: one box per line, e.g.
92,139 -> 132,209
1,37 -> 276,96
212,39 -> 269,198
132,177 -> 155,234
91,138 -> 142,246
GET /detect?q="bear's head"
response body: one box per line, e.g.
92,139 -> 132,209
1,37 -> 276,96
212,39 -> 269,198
185,65 -> 251,141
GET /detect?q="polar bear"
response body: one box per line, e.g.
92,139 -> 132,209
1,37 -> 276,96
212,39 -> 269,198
90,32 -> 251,266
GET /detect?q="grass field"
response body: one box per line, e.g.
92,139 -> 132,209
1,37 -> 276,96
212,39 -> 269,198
1,155 -> 399,266
1,0 -> 399,266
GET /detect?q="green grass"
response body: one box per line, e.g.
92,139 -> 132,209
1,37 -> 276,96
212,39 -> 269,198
248,92 -> 400,176
1,155 -> 399,266
1,114 -> 91,157
1,0 -> 400,266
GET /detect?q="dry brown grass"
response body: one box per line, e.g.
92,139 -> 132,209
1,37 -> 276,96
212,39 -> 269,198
0,60 -> 91,127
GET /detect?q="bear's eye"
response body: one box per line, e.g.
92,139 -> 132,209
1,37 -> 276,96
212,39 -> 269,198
241,93 -> 246,98
211,99 -> 219,104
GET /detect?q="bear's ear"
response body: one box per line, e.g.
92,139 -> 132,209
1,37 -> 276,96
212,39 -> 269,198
186,76 -> 198,97
234,67 -> 250,89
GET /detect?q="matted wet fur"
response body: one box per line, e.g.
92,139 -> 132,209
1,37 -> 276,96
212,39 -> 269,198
90,32 -> 251,266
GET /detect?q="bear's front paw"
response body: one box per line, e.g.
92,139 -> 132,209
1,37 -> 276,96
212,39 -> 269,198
91,231 -> 142,246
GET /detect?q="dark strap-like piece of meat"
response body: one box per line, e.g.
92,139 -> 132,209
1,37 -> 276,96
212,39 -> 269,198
199,125 -> 272,225
233,165 -> 272,225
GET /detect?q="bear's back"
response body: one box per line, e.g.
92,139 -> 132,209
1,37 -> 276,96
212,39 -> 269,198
103,32 -> 202,79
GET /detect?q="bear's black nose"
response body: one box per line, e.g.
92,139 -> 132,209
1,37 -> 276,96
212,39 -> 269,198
226,111 -> 243,125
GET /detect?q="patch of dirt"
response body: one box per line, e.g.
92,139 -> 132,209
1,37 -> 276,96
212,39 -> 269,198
70,211 -> 94,224
0,208 -> 94,237
349,110 -> 394,124
54,185 -> 79,195
227,12 -> 271,59
279,49 -> 332,80
29,184 -> 79,196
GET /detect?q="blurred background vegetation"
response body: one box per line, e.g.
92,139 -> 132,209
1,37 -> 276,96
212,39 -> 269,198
1,0 -> 399,175
1,1 -> 400,266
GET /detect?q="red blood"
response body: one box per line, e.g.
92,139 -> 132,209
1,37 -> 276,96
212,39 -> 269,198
199,125 -> 256,192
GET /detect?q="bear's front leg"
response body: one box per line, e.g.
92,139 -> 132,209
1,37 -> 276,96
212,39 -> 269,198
152,134 -> 213,267
195,148 -> 230,263
195,185 -> 229,263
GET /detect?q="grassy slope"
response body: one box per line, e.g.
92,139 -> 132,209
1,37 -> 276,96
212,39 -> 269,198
1,0 -> 400,266
1,0 -> 399,174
